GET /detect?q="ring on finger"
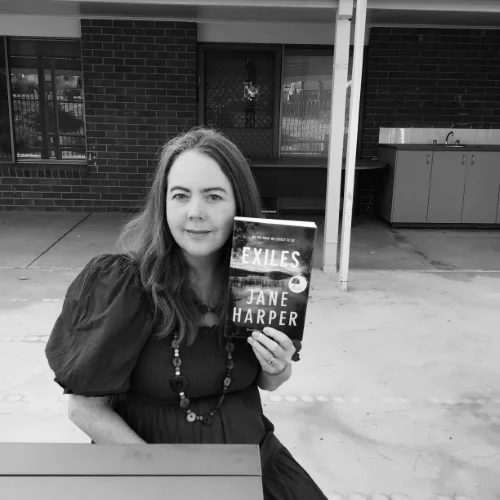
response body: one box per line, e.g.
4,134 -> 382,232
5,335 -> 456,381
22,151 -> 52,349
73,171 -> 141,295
267,356 -> 275,364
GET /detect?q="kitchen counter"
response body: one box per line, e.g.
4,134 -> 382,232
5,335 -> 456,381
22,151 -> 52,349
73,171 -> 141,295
379,143 -> 500,152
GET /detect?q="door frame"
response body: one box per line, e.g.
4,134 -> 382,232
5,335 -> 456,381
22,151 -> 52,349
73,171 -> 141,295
197,43 -> 283,157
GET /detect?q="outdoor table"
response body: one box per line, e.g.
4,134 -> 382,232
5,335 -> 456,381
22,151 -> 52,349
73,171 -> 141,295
0,443 -> 263,500
250,156 -> 387,214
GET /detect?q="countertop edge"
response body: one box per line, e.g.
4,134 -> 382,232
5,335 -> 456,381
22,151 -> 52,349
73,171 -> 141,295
378,143 -> 500,152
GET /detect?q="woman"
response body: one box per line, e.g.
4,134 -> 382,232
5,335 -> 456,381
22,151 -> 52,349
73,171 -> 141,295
45,128 -> 327,499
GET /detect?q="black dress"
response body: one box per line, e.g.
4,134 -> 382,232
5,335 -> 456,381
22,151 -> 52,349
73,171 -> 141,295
45,254 -> 327,500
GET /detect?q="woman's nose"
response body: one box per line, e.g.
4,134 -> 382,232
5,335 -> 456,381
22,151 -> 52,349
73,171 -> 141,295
186,197 -> 206,219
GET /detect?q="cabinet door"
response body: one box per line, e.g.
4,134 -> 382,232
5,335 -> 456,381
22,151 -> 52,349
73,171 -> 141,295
392,150 -> 433,223
462,152 -> 500,224
427,151 -> 467,223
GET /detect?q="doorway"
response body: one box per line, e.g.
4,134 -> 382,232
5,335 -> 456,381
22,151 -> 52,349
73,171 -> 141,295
198,44 -> 282,158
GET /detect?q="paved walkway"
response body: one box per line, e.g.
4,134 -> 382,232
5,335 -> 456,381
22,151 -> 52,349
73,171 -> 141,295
1,211 -> 499,499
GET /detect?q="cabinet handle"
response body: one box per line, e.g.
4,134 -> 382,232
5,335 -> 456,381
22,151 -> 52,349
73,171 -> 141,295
426,154 -> 430,165
471,154 -> 475,165
462,154 -> 466,165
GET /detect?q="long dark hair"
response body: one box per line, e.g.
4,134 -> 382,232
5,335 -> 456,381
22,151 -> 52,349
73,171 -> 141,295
118,127 -> 263,344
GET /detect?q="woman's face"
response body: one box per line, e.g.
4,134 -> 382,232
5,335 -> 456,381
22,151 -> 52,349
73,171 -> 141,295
166,149 -> 237,265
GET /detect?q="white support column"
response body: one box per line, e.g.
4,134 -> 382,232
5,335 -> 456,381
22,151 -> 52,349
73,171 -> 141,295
338,0 -> 368,291
322,0 -> 353,274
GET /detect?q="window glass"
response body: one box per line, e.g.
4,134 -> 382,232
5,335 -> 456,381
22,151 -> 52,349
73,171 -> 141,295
281,49 -> 352,157
9,39 -> 85,161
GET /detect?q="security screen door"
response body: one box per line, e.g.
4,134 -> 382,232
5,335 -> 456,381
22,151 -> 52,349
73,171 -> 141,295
199,46 -> 281,158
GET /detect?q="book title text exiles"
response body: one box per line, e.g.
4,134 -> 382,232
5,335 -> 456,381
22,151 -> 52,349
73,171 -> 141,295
241,247 -> 300,269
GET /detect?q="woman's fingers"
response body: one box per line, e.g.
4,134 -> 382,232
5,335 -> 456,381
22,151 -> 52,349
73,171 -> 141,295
260,327 -> 296,358
250,330 -> 284,358
248,338 -> 287,373
247,327 -> 296,365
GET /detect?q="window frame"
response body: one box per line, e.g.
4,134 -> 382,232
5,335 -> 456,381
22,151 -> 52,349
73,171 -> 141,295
2,36 -> 86,165
0,36 -> 15,162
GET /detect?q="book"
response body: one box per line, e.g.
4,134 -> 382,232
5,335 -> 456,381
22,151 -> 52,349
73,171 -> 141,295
225,216 -> 317,341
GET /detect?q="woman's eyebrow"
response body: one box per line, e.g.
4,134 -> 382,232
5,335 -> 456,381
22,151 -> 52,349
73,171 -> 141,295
169,186 -> 228,193
202,187 -> 228,193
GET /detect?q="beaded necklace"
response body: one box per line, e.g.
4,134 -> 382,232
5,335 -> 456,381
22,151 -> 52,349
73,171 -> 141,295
169,304 -> 235,425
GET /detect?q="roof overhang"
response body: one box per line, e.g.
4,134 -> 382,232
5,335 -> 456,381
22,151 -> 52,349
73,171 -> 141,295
2,0 -> 500,27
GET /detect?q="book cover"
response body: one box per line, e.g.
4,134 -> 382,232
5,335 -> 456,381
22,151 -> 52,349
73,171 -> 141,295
225,216 -> 317,341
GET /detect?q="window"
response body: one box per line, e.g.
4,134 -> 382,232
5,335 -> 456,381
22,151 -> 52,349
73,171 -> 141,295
9,38 -> 85,161
280,48 -> 352,157
199,44 -> 356,160
0,38 -> 13,160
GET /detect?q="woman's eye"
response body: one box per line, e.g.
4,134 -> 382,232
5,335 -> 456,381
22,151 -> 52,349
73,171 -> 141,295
172,193 -> 187,200
208,194 -> 222,201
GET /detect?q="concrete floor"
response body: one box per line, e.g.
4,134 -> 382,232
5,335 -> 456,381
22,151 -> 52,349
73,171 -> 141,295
274,213 -> 500,273
1,211 -> 500,499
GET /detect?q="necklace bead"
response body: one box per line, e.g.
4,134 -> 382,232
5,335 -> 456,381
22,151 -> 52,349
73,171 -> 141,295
171,332 -> 235,425
170,375 -> 188,392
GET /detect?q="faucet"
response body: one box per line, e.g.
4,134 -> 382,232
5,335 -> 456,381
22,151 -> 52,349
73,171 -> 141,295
444,131 -> 454,145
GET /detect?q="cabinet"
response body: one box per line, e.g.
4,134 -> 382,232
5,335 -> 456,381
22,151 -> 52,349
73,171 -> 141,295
462,152 -> 500,224
426,151 -> 468,223
393,150 -> 433,223
376,148 -> 433,223
377,146 -> 500,225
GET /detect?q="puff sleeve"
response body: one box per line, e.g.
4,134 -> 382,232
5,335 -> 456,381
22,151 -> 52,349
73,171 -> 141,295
45,253 -> 154,397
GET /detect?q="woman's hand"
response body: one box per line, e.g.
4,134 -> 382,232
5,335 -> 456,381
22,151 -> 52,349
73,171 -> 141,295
247,327 -> 296,375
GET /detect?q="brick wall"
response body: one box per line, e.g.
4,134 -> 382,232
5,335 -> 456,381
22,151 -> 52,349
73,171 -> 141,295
0,19 -> 197,211
0,164 -> 90,211
362,28 -> 500,158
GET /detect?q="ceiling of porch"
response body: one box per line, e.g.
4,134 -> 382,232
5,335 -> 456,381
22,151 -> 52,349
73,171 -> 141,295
81,4 -> 340,24
1,0 -> 500,28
